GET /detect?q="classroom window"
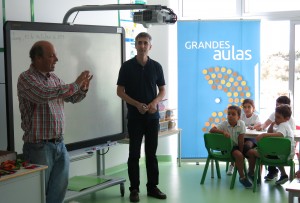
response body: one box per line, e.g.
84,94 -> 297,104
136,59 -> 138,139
181,0 -> 238,18
244,0 -> 300,13
293,23 -> 300,124
259,20 -> 290,120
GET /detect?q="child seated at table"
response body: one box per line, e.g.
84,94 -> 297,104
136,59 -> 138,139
241,99 -> 261,130
227,99 -> 261,175
258,96 -> 295,131
210,105 -> 256,189
257,96 -> 296,181
255,104 -> 295,185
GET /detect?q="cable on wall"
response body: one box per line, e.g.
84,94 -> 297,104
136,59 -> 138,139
30,0 -> 35,22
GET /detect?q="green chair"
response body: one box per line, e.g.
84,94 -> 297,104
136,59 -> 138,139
253,137 -> 295,192
200,133 -> 246,189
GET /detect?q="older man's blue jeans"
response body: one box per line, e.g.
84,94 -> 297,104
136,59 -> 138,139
23,141 -> 69,203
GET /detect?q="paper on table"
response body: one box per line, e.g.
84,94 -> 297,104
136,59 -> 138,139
68,175 -> 111,191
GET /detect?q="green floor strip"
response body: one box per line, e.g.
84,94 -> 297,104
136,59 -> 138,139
68,175 -> 111,192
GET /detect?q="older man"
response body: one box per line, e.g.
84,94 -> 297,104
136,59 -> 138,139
17,40 -> 92,203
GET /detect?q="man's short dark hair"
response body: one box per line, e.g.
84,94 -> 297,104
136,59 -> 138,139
135,32 -> 152,44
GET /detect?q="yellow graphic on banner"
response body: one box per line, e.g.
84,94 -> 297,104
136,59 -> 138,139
201,66 -> 251,132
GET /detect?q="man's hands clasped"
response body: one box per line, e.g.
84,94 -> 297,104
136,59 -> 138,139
138,103 -> 148,114
75,70 -> 93,91
137,101 -> 158,114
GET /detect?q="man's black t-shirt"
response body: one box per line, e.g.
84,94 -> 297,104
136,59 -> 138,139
117,56 -> 165,119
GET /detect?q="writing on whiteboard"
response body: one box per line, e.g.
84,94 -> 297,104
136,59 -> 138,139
12,31 -> 65,42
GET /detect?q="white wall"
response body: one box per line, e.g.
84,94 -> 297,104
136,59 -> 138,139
0,0 -> 127,176
0,0 -> 180,176
148,0 -> 179,159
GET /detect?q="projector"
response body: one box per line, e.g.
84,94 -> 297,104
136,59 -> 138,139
133,9 -> 177,28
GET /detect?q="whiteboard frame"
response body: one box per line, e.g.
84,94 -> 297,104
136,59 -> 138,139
4,21 -> 127,152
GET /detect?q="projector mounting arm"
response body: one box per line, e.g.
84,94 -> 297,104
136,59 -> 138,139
63,4 -> 177,28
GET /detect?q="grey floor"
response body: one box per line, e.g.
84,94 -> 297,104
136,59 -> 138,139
65,161 -> 298,203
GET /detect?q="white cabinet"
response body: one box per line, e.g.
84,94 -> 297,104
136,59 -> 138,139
0,166 -> 47,203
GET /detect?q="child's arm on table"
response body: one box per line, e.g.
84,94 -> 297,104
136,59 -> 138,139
256,119 -> 272,131
252,122 -> 261,130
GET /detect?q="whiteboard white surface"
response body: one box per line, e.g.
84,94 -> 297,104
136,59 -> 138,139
0,54 -> 4,83
4,21 -> 126,153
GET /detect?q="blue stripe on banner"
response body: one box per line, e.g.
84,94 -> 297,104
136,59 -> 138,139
177,20 -> 260,158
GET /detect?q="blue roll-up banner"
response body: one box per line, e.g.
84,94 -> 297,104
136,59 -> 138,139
178,20 -> 260,158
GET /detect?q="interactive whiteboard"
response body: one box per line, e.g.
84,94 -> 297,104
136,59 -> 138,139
4,21 -> 126,153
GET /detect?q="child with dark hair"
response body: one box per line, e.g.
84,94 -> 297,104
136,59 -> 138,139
258,96 -> 295,131
258,96 -> 296,181
256,104 -> 295,185
227,99 -> 261,175
210,106 -> 256,188
241,99 -> 261,130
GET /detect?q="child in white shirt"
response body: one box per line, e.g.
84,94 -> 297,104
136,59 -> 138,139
241,99 -> 261,130
227,99 -> 261,175
257,96 -> 295,181
255,104 -> 295,185
210,105 -> 256,189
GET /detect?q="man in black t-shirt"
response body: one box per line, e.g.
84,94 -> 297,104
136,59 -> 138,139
117,32 -> 166,202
